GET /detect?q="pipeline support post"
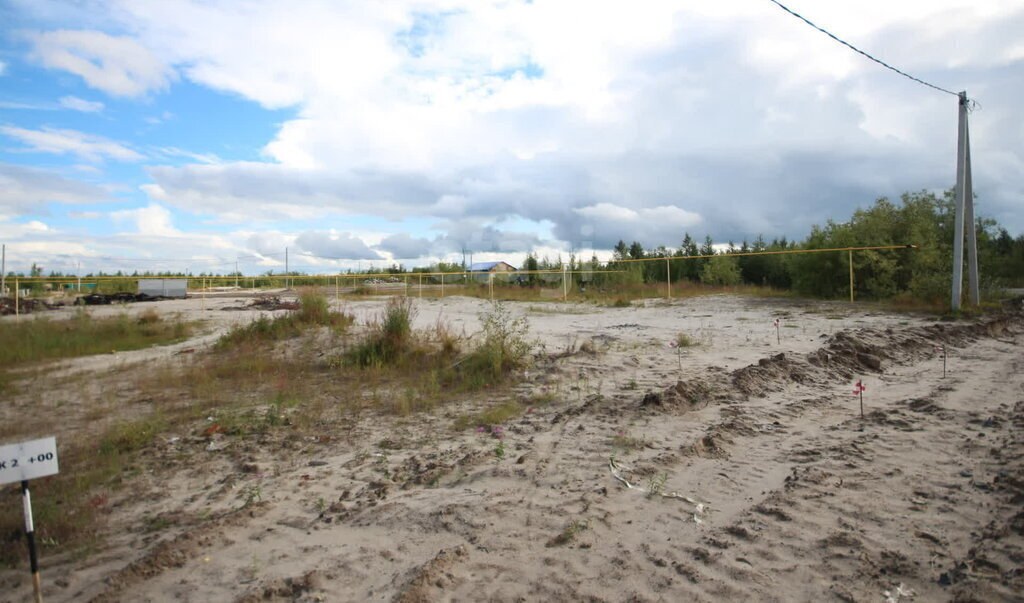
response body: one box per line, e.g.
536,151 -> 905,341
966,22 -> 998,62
848,249 -> 854,303
666,257 -> 671,300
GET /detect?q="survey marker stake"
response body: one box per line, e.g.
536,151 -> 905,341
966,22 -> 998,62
1,436 -> 60,603
773,318 -> 780,345
853,380 -> 866,421
936,345 -> 947,378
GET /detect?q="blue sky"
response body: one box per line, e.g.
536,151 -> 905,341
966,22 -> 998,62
1,0 -> 1021,276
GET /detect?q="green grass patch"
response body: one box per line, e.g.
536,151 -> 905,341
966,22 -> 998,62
217,289 -> 353,348
453,399 -> 524,430
0,309 -> 195,369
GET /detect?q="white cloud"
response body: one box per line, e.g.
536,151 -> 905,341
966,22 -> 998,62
59,95 -> 105,112
110,203 -> 179,236
30,29 -> 175,97
68,211 -> 103,219
0,162 -> 108,218
156,147 -> 221,165
1,126 -> 144,162
5,0 -> 1024,270
294,230 -> 382,261
0,60 -> 7,75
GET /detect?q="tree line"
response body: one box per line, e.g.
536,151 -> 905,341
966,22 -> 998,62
526,189 -> 1023,301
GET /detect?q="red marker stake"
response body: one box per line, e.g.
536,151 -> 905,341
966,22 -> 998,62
773,318 -> 780,344
853,380 -> 866,420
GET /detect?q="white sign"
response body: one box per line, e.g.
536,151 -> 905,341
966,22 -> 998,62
0,437 -> 59,486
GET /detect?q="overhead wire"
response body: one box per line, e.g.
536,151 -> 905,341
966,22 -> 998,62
765,0 -> 960,98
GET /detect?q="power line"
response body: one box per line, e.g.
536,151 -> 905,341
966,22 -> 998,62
765,0 -> 959,98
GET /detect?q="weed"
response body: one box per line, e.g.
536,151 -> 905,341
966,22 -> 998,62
494,439 -> 506,460
347,297 -> 416,367
98,416 -> 168,456
674,332 -> 696,347
457,302 -> 533,388
646,472 -> 668,497
242,483 -> 263,507
453,400 -> 524,430
624,379 -> 638,390
549,519 -> 589,546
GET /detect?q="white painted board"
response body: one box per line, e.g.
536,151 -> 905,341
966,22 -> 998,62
0,437 -> 59,485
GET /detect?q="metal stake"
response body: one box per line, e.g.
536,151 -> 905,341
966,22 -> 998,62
22,481 -> 43,603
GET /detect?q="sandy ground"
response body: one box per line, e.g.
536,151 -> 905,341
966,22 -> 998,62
1,292 -> 1022,602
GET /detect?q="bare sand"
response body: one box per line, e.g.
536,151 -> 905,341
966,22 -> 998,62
1,292 -> 1021,602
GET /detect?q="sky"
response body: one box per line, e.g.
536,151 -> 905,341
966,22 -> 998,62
0,0 -> 1021,276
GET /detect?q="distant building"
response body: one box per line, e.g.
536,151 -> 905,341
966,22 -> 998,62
138,278 -> 188,298
468,261 -> 517,273
467,261 -> 518,283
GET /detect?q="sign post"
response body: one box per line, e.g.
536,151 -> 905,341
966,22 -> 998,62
1,436 -> 60,603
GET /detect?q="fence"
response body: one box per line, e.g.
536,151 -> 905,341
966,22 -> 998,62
2,244 -> 918,315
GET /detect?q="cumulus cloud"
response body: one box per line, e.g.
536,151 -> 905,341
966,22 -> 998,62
110,203 -> 179,236
59,95 -> 104,112
7,0 -> 1024,271
1,126 -> 144,162
30,29 -> 175,97
376,232 -> 433,260
294,230 -> 382,260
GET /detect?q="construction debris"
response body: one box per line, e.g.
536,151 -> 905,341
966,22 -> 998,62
0,297 -> 54,315
76,292 -> 167,305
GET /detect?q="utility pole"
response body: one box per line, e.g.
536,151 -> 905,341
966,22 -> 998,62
285,247 -> 289,289
235,259 -> 239,288
951,91 -> 980,310
1,244 -> 5,296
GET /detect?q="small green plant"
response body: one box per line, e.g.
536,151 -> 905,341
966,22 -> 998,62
646,472 -> 668,497
624,379 -> 638,390
453,400 -> 524,430
98,416 -> 168,456
549,519 -> 589,546
494,439 -> 506,460
242,483 -> 263,507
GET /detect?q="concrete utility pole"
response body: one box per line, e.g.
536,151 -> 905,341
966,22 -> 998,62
951,91 -> 980,310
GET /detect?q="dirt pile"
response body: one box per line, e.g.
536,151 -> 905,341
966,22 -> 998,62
646,309 -> 1024,407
